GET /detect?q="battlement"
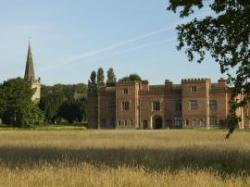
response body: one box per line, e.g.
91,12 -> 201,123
181,78 -> 210,83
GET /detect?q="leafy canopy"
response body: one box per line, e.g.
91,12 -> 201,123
168,0 -> 250,136
0,78 -> 43,127
59,100 -> 85,123
97,68 -> 105,85
39,92 -> 64,123
107,68 -> 117,86
120,74 -> 142,81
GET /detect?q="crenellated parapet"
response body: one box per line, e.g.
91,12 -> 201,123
181,78 -> 210,83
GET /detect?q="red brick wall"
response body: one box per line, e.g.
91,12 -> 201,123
115,81 -> 140,129
181,79 -> 210,128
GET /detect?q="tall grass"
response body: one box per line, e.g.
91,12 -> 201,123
0,130 -> 249,186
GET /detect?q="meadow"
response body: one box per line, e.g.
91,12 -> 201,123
0,129 -> 250,187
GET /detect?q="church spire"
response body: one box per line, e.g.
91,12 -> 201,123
24,41 -> 35,82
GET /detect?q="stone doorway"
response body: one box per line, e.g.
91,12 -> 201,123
153,115 -> 163,129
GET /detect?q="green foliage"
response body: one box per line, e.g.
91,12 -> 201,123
88,71 -> 98,96
120,74 -> 142,81
59,100 -> 85,123
0,78 -> 43,127
0,84 -> 6,118
168,0 -> 250,136
41,83 -> 87,100
90,71 -> 97,84
17,101 -> 44,128
39,93 -> 64,123
107,68 -> 116,86
40,83 -> 87,124
97,68 -> 105,85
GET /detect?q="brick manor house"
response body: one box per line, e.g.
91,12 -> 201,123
88,78 -> 250,129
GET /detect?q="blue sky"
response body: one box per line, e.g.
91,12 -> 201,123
0,0 -> 225,85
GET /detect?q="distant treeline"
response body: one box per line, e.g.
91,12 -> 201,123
41,83 -> 87,99
39,83 -> 88,124
0,78 -> 88,128
0,68 -> 142,128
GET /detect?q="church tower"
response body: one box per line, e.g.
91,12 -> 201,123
24,42 -> 41,102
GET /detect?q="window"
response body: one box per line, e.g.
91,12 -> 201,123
190,100 -> 198,110
174,117 -> 182,128
191,86 -> 197,93
122,101 -> 129,111
210,116 -> 217,126
210,100 -> 217,111
123,88 -> 128,95
152,101 -> 160,111
175,100 -> 182,112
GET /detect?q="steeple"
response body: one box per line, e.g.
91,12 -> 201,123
24,41 -> 35,82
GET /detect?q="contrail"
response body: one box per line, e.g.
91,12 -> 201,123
40,8 -> 211,71
64,8 -> 211,64
40,27 -> 175,71
69,38 -> 176,67
65,26 -> 175,63
101,38 -> 175,59
40,39 -> 175,71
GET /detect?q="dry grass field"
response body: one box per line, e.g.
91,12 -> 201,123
0,129 -> 250,187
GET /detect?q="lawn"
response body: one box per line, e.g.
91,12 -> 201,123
0,129 -> 249,186
0,124 -> 86,131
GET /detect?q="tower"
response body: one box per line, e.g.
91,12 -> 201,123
24,42 -> 41,102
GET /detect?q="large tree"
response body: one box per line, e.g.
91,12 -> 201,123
58,100 -> 85,123
88,71 -> 98,96
107,68 -> 116,86
90,71 -> 97,84
167,0 -> 250,137
39,92 -> 64,123
97,68 -> 105,85
0,78 -> 44,127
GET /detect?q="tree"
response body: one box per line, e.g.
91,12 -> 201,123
107,68 -> 116,86
0,78 -> 43,127
88,71 -> 97,96
167,0 -> 250,138
0,84 -> 6,118
58,100 -> 85,123
39,92 -> 64,123
41,84 -> 87,100
90,71 -> 97,85
97,68 -> 105,85
17,101 -> 44,128
120,74 -> 142,81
